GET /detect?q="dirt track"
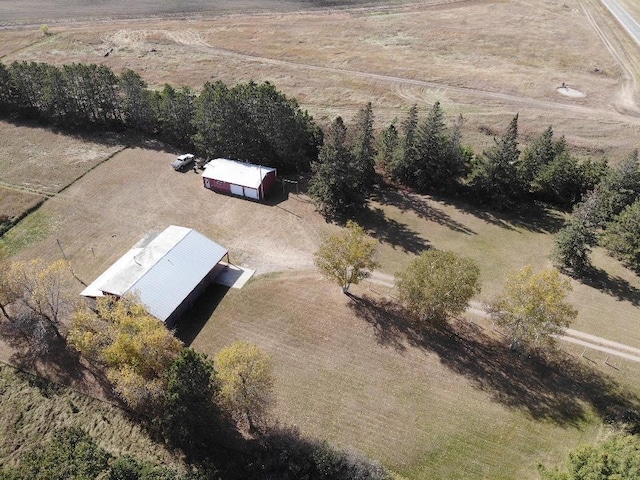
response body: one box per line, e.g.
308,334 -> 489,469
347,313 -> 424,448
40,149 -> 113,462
369,272 -> 640,364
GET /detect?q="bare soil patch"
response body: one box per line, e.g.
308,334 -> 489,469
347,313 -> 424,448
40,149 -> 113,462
557,85 -> 587,98
6,146 -> 330,284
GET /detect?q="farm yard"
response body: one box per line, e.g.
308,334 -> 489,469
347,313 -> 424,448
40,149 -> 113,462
2,0 -> 640,478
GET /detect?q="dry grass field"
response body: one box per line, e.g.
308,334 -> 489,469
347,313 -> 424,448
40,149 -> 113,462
0,187 -> 43,220
0,363 -> 185,471
2,0 -> 640,160
2,0 -> 640,477
0,121 -> 123,196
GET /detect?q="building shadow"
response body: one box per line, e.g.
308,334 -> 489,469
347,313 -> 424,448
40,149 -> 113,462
176,284 -> 230,346
348,294 -> 640,426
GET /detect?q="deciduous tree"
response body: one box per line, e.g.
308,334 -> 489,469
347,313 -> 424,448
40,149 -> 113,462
489,266 -> 577,353
395,250 -> 480,324
214,341 -> 274,434
0,259 -> 73,355
68,295 -> 183,412
539,433 -> 640,480
314,220 -> 379,293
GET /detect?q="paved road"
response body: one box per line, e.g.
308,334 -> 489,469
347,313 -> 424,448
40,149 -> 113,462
602,0 -> 640,46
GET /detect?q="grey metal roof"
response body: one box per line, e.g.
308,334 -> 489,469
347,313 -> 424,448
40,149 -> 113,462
201,158 -> 276,189
81,226 -> 228,322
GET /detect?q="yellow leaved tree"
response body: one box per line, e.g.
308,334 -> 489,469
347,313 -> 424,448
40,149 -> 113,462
68,295 -> 183,412
314,220 -> 379,294
214,341 -> 274,434
489,265 -> 577,353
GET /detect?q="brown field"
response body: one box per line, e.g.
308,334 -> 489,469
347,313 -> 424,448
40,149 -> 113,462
0,187 -> 43,219
1,0 -> 640,160
2,0 -> 640,477
0,121 -> 123,195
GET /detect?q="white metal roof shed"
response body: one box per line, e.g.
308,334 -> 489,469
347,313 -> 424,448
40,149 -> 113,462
81,225 -> 228,322
201,158 -> 276,189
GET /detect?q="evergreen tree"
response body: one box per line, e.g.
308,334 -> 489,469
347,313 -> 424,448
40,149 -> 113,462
602,198 -> 640,274
0,62 -> 16,113
192,81 -> 256,161
156,84 -> 196,148
598,150 -> 640,220
120,69 -> 156,134
349,102 -> 376,194
162,348 -> 219,455
467,114 -> 523,208
412,101 -> 466,192
309,117 -> 367,219
552,219 -> 597,274
390,104 -> 419,185
519,125 -> 556,188
374,120 -> 401,173
231,81 -> 321,172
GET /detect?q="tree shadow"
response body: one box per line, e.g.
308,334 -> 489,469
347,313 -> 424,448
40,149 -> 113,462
354,206 -> 431,254
573,266 -> 640,307
373,181 -> 565,235
1,325 -> 118,402
450,196 -> 566,234
349,294 -> 640,426
176,284 -> 230,346
373,188 -> 477,235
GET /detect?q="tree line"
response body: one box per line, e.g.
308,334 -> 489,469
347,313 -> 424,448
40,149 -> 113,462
308,103 -> 640,279
308,102 -> 611,220
0,61 -> 322,173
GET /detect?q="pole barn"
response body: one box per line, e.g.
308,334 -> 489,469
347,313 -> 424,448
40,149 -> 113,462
201,158 -> 277,200
80,225 -> 229,328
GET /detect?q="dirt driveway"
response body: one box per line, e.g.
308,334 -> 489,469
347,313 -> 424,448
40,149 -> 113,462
11,147 -> 331,291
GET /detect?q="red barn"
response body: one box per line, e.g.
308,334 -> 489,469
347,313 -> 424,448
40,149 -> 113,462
201,158 -> 277,200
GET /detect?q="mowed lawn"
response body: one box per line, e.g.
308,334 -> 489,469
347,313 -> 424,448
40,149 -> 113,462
187,271 -> 619,479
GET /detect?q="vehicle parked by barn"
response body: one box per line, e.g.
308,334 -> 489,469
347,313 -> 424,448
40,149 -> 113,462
171,153 -> 195,171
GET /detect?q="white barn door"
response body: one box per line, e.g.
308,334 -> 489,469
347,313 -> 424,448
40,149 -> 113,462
244,187 -> 259,199
230,184 -> 244,196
